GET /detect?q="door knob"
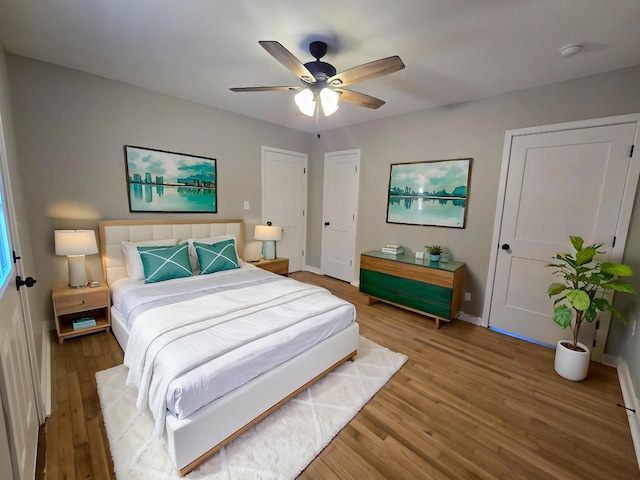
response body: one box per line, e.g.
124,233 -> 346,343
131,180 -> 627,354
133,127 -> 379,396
16,275 -> 37,291
501,244 -> 510,251
324,222 -> 330,226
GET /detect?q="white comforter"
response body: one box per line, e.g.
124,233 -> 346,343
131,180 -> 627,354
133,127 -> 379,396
120,267 -> 355,437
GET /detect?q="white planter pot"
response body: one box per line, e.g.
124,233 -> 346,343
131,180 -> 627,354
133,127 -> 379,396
554,340 -> 590,381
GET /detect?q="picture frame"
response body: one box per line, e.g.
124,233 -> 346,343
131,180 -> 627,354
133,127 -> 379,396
386,158 -> 471,228
123,145 -> 217,213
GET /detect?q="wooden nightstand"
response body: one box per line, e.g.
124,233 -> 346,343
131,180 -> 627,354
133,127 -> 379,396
250,258 -> 289,275
52,284 -> 111,344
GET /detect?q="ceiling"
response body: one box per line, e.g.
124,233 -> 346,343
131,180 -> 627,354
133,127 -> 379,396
1,1 -> 639,133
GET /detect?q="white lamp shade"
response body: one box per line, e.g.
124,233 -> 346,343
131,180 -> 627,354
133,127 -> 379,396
54,230 -> 98,256
254,225 -> 282,241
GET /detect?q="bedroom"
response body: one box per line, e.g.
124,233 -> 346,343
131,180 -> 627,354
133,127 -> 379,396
0,1 -> 640,478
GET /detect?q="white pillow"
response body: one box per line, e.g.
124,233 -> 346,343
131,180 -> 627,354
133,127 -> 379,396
122,239 -> 178,280
180,235 -> 238,272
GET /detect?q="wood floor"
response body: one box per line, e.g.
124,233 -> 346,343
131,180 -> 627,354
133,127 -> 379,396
38,271 -> 639,479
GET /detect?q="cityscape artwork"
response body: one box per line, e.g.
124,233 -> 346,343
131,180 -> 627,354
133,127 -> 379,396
386,158 -> 471,228
124,145 -> 217,213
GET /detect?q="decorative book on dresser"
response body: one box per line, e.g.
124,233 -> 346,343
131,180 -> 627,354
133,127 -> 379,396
359,250 -> 465,328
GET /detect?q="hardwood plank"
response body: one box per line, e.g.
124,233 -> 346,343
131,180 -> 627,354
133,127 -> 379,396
36,271 -> 638,480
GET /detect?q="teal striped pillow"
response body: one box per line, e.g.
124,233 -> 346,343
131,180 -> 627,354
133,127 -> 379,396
194,239 -> 240,275
138,243 -> 193,283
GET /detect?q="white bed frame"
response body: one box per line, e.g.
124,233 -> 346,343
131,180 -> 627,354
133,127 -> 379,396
99,219 -> 359,476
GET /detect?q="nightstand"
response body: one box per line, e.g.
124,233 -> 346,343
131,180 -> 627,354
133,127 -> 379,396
52,284 -> 111,344
250,257 -> 289,275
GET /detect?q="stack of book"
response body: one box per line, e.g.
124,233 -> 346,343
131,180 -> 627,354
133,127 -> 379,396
72,317 -> 96,330
381,244 -> 404,255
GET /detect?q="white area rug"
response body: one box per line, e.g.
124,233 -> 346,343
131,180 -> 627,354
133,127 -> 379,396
96,336 -> 407,479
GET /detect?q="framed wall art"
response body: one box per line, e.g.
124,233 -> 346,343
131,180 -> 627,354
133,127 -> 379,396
386,158 -> 472,228
124,145 -> 217,213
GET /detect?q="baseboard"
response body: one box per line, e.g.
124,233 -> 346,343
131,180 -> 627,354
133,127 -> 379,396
303,265 -> 321,275
41,321 -> 52,418
456,311 -> 482,325
615,358 -> 640,471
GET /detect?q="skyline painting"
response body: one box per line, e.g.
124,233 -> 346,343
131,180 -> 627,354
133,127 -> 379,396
386,158 -> 471,228
124,145 -> 217,213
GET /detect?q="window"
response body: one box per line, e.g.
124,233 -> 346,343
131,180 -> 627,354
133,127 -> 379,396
0,171 -> 12,288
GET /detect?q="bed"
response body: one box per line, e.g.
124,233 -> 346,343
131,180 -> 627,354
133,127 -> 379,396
98,219 -> 359,476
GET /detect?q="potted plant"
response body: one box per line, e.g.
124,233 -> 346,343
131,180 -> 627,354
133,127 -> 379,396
547,235 -> 635,381
426,245 -> 443,262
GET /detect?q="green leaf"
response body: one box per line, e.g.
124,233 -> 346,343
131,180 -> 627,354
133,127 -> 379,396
547,282 -> 566,296
575,247 -> 597,266
603,280 -> 637,294
608,305 -> 627,323
566,289 -> 590,311
600,262 -> 633,277
552,305 -> 573,329
570,236 -> 584,251
592,297 -> 610,312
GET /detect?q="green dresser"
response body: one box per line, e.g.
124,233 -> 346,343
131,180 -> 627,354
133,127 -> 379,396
359,251 -> 465,328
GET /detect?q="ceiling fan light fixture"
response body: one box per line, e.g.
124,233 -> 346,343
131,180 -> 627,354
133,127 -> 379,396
320,88 -> 339,116
294,88 -> 316,116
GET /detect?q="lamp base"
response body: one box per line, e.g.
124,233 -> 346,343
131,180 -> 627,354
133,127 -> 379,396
67,255 -> 88,288
262,241 -> 276,261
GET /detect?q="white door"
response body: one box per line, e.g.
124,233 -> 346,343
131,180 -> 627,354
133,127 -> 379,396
321,149 -> 360,283
262,146 -> 308,272
0,126 -> 39,479
485,117 -> 639,362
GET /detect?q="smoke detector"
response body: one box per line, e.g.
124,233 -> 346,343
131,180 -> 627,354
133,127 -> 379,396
559,43 -> 583,58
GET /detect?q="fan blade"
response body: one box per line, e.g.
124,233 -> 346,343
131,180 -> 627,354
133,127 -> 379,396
335,89 -> 385,109
328,56 -> 405,87
259,41 -> 316,84
230,86 -> 301,92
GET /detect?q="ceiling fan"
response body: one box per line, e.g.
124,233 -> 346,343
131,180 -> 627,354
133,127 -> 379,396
230,40 -> 405,117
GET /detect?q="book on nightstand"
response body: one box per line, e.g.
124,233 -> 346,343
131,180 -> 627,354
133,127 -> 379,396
72,317 -> 96,330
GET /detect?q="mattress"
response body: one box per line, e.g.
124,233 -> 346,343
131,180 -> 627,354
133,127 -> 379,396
110,264 -> 356,432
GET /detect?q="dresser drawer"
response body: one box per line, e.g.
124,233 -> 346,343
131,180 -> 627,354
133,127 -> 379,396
54,291 -> 108,315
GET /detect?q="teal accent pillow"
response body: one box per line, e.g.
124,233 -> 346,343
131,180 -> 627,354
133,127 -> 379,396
138,243 -> 194,283
194,239 -> 240,275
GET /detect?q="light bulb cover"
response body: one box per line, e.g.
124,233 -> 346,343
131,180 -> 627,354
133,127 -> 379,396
294,89 -> 316,116
320,88 -> 339,116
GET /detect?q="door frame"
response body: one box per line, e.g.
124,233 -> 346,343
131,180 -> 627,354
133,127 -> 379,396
320,149 -> 360,284
483,113 -> 640,357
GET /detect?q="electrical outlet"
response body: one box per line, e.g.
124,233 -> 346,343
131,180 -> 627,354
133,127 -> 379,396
464,292 -> 471,301
243,201 -> 250,210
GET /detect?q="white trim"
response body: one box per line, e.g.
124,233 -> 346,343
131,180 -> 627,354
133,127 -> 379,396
456,312 -> 483,326
303,265 -> 321,275
616,358 -> 640,472
41,321 -> 51,418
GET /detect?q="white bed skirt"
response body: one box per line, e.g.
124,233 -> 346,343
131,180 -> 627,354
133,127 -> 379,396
165,321 -> 359,475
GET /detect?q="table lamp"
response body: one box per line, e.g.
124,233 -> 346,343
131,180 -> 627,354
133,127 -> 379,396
254,223 -> 282,260
54,230 -> 98,288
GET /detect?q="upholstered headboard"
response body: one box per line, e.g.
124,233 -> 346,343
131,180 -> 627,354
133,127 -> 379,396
99,219 -> 244,285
